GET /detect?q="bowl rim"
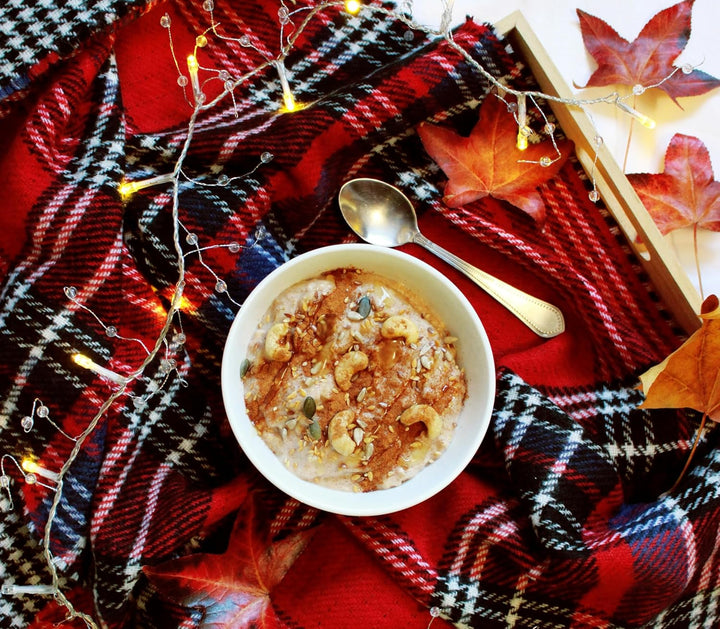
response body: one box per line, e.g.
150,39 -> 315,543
221,243 -> 495,516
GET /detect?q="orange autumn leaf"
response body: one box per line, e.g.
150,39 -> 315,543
639,295 -> 720,421
627,134 -> 720,235
417,94 -> 573,223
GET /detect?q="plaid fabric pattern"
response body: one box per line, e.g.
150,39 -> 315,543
0,1 -> 718,628
0,0 -> 152,107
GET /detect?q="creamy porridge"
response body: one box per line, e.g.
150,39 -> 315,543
241,267 -> 467,492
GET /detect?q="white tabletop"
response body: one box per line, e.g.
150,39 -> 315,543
411,0 -> 719,303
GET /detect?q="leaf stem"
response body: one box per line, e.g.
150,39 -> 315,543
693,222 -> 704,300
622,94 -> 636,173
670,411 -> 708,493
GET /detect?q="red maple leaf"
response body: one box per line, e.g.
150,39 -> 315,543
29,586 -> 95,628
143,494 -> 314,628
417,94 -> 573,223
576,0 -> 720,103
626,134 -> 720,235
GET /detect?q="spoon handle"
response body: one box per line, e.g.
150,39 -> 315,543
413,233 -> 565,338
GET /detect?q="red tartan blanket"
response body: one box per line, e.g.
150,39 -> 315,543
1,1 -> 718,628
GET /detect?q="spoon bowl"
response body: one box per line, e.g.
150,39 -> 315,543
339,177 -> 419,247
338,178 -> 565,338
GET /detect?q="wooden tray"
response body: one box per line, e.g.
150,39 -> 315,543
496,11 -> 702,334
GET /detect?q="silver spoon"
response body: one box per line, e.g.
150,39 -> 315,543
338,178 -> 565,338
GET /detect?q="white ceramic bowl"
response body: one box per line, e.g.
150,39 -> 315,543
221,244 -> 495,516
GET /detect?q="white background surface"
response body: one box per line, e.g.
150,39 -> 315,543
411,0 -> 719,304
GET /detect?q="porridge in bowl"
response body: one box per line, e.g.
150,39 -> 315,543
241,267 -> 467,492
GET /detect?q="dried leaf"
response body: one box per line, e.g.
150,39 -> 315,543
417,94 -> 573,223
144,494 -> 314,628
639,295 -> 720,421
576,0 -> 720,103
627,134 -> 720,235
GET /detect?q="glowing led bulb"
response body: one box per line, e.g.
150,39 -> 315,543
73,353 -> 94,370
514,93 -> 530,150
635,112 -> 656,129
345,0 -> 361,14
169,294 -> 195,313
283,90 -> 297,112
73,354 -> 127,385
118,181 -> 136,198
118,173 -> 175,199
516,131 -> 529,151
187,54 -> 202,103
275,60 -> 299,112
21,459 -> 59,483
615,99 -> 656,129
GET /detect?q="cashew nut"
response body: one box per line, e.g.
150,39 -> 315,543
329,409 -> 356,456
398,404 -> 442,440
264,322 -> 292,362
334,350 -> 368,391
381,315 -> 418,345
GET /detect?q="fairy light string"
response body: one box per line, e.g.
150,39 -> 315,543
2,103 -> 200,624
1,1 -> 709,626
358,1 -> 694,196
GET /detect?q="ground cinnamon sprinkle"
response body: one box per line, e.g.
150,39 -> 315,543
242,267 -> 466,492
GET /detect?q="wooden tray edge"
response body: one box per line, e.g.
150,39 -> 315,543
495,11 -> 702,334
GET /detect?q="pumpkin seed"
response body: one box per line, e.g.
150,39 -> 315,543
353,426 -> 364,445
316,314 -> 332,340
307,420 -> 321,440
240,358 -> 250,378
302,395 -> 316,418
357,295 -> 372,319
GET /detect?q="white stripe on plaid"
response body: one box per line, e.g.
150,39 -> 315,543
128,463 -> 173,561
529,426 -> 584,536
451,502 -> 521,581
436,573 -> 597,629
344,517 -> 438,596
506,561 -> 548,628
